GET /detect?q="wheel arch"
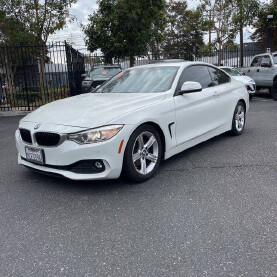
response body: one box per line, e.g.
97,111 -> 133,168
238,99 -> 246,110
137,121 -> 166,159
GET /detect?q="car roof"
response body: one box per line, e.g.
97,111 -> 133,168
92,65 -> 121,68
134,61 -> 218,69
149,59 -> 186,64
255,52 -> 276,57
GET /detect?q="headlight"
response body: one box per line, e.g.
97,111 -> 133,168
68,125 -> 123,144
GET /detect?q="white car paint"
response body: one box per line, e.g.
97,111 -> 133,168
16,62 -> 249,180
219,66 -> 256,96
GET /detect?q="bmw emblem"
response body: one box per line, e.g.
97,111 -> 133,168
34,124 -> 41,130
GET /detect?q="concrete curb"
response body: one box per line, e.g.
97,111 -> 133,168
0,111 -> 30,117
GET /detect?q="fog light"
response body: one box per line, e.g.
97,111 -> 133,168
95,161 -> 103,169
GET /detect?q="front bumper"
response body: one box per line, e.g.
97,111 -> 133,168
15,125 -> 133,180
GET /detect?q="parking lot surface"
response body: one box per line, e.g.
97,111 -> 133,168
1,94 -> 277,276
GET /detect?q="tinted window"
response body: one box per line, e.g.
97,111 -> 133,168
261,55 -> 272,67
273,54 -> 277,64
208,67 -> 230,85
97,66 -> 179,93
177,65 -> 213,91
251,56 -> 262,67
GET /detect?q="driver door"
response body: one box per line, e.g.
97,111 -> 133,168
174,65 -> 219,146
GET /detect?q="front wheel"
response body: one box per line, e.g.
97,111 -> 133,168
229,101 -> 246,136
122,125 -> 162,182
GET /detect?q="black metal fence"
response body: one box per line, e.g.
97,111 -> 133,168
0,42 -> 273,111
0,42 -> 85,111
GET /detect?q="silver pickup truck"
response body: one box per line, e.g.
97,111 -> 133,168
238,52 -> 277,100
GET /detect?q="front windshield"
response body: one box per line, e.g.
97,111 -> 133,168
221,68 -> 241,76
89,67 -> 121,78
273,54 -> 277,64
96,66 -> 179,93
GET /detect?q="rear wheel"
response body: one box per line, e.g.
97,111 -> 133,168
230,101 -> 246,136
122,125 -> 162,182
270,80 -> 277,100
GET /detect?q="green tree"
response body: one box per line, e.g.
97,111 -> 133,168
0,11 -> 37,91
0,11 -> 36,45
1,0 -> 76,86
84,0 -> 119,64
250,0 -> 277,51
84,0 -> 166,67
232,0 -> 260,66
161,0 -> 206,58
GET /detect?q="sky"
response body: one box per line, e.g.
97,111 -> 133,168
48,0 -> 268,53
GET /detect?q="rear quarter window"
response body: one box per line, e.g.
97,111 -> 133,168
208,67 -> 230,85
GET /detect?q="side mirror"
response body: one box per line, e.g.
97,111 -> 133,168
242,72 -> 246,76
81,74 -> 87,78
178,81 -> 202,95
261,62 -> 271,68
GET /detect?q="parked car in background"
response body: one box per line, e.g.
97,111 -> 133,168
16,62 -> 249,182
220,66 -> 256,100
238,52 -> 277,100
81,65 -> 122,93
149,59 -> 185,64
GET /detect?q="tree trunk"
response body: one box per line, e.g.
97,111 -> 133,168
218,43 -> 222,66
239,0 -> 244,67
240,26 -> 244,67
129,54 -> 135,67
4,55 -> 15,94
39,44 -> 46,88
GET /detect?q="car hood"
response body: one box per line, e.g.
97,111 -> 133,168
22,93 -> 166,128
233,76 -> 255,84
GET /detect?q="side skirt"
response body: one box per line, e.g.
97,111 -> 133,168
164,124 -> 230,160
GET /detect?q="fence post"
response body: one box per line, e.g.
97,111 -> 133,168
20,44 -> 30,111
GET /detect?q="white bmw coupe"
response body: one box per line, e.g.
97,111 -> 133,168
16,62 -> 249,182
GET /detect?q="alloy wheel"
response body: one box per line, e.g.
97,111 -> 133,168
132,131 -> 159,175
235,105 -> 245,132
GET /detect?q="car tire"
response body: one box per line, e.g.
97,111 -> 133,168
270,80 -> 277,101
229,101 -> 246,136
122,124 -> 162,182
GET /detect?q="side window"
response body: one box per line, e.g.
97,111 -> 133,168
250,56 -> 262,67
208,67 -> 230,86
261,55 -> 272,67
177,65 -> 213,91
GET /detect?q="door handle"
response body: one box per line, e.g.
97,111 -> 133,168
257,69 -> 260,72
248,69 -> 250,72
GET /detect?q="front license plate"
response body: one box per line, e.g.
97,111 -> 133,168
25,147 -> 44,165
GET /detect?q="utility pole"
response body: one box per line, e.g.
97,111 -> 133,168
209,9 -> 212,45
267,15 -> 273,53
238,0 -> 244,67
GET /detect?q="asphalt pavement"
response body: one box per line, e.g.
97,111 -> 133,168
1,93 -> 277,276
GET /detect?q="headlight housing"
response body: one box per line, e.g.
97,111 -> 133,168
68,125 -> 123,144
